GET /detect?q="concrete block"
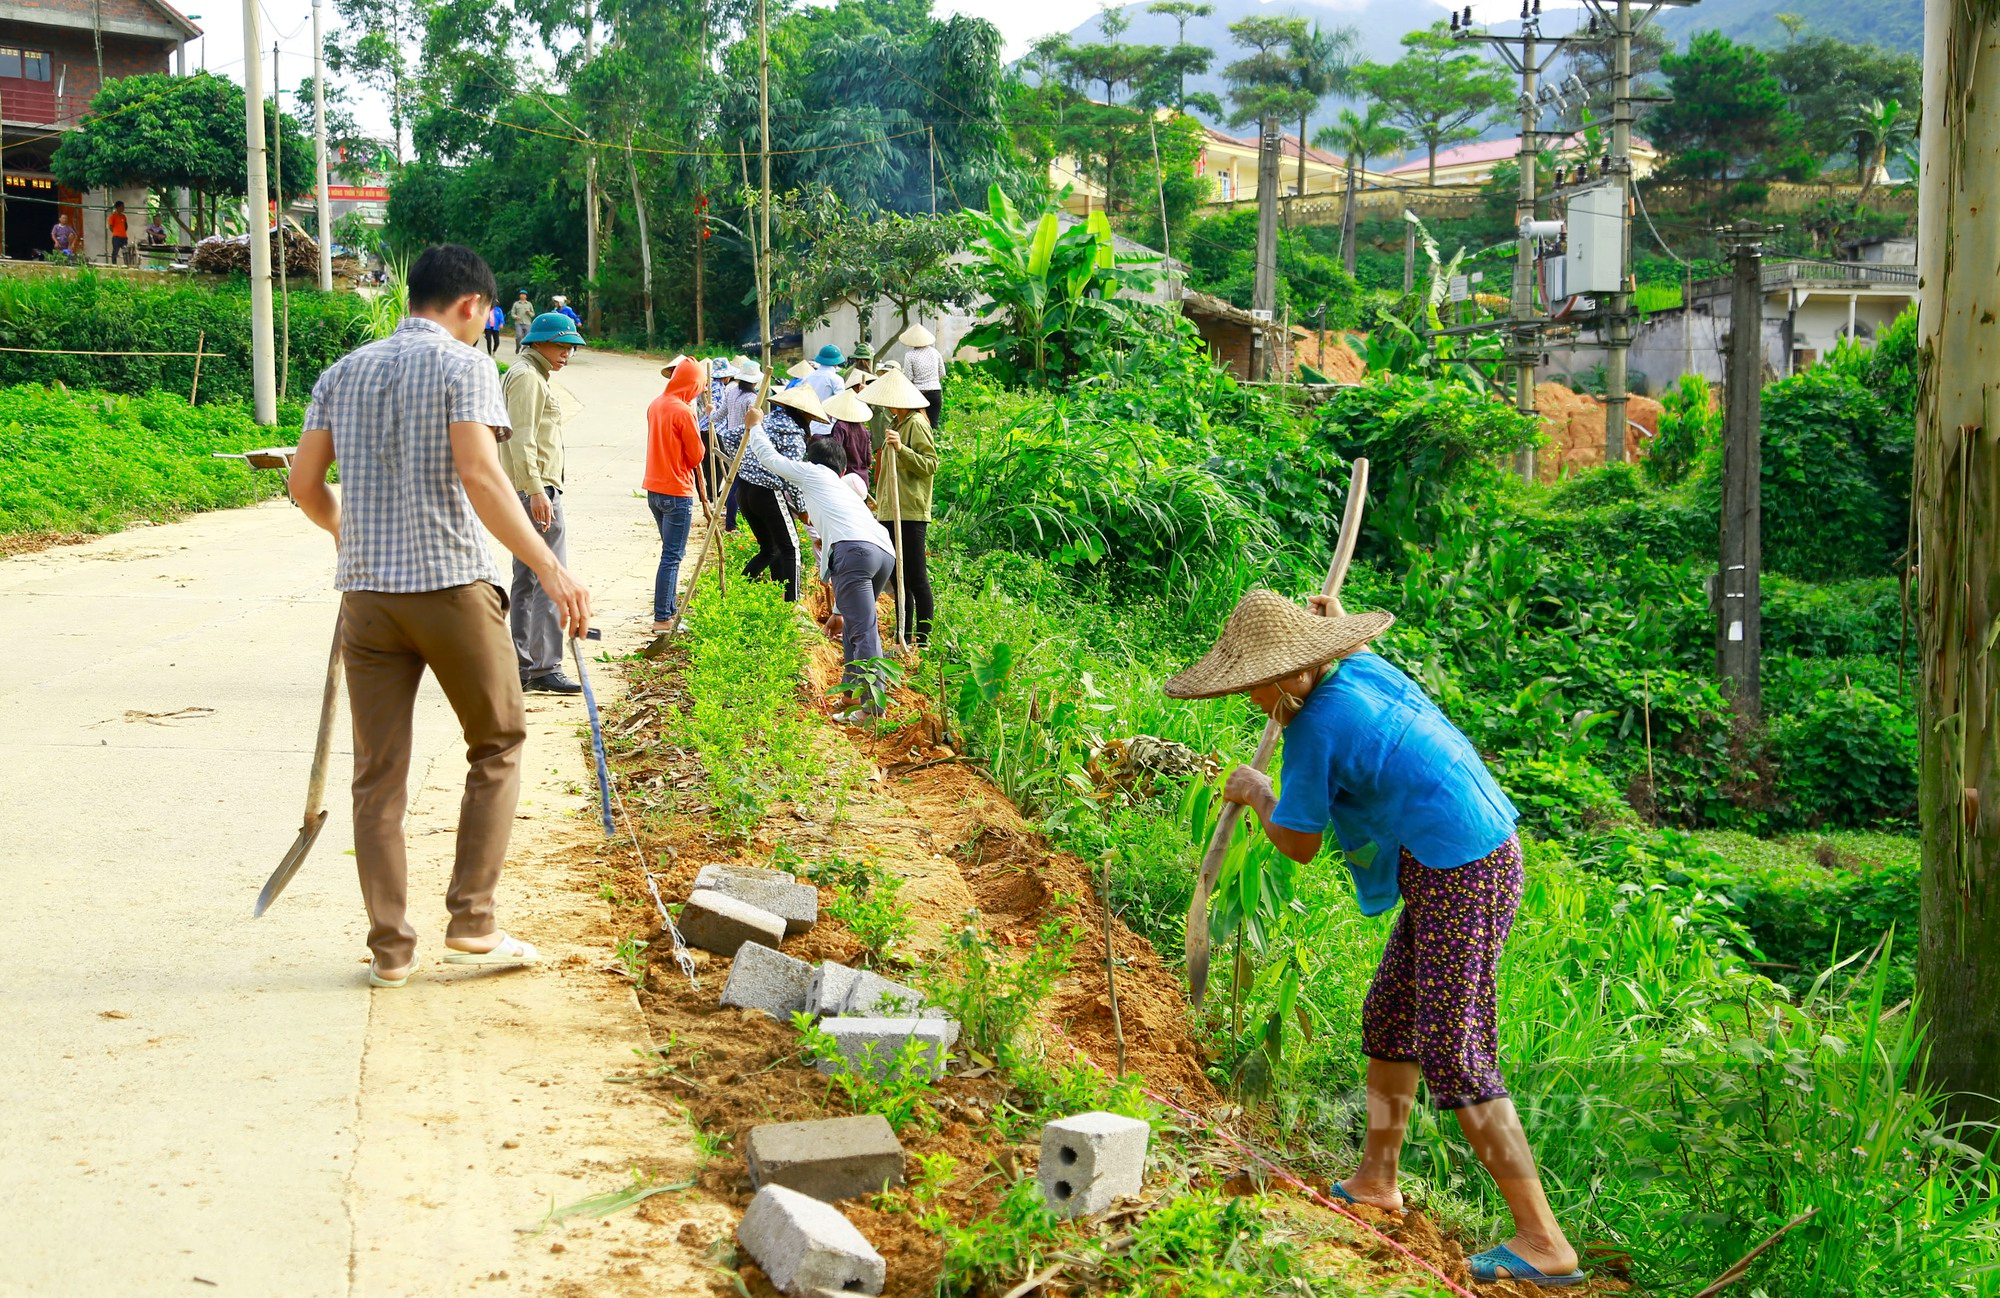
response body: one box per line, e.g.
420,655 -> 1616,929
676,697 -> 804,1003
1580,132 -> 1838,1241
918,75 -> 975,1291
1039,1111 -> 1150,1218
840,969 -> 926,1017
747,1114 -> 904,1202
805,961 -> 861,1018
737,1184 -> 886,1297
815,1016 -> 955,1080
679,888 -> 786,958
697,863 -> 820,936
720,941 -> 815,1020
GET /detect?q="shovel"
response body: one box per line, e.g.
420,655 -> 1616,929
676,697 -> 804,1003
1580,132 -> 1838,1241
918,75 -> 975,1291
1185,458 -> 1370,1008
255,611 -> 343,917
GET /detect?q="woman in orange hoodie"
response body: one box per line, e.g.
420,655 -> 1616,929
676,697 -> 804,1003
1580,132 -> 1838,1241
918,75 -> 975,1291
644,358 -> 708,630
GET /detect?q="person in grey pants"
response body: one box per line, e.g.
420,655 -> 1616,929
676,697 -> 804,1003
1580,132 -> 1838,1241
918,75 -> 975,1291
743,422 -> 897,714
499,311 -> 589,692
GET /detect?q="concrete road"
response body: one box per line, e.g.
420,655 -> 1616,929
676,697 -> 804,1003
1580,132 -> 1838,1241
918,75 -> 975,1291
0,343 -> 699,1294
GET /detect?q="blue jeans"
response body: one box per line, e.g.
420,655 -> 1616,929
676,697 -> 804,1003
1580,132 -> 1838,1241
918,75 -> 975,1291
647,491 -> 694,621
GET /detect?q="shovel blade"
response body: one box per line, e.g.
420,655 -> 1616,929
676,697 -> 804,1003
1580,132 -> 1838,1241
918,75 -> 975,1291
255,810 -> 329,917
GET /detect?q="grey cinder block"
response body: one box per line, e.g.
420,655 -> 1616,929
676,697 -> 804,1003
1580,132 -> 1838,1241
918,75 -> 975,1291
840,969 -> 926,1017
737,1184 -> 886,1297
696,863 -> 820,936
815,1016 -> 955,1080
720,941 -> 815,1020
805,961 -> 861,1018
747,1114 -> 904,1202
1039,1111 -> 1150,1218
679,889 -> 786,957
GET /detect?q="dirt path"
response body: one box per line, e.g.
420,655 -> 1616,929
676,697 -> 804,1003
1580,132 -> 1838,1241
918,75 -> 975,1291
0,344 -> 709,1295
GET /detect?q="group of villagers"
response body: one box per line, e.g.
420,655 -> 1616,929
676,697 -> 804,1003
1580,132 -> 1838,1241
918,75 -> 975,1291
646,321 -> 1581,1286
642,324 -> 945,717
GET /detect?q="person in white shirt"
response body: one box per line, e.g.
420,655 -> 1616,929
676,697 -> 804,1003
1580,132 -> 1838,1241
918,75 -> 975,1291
897,323 -> 944,430
745,425 -> 897,714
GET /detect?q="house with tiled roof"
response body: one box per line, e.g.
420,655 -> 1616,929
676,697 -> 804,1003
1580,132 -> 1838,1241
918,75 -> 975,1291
1384,132 -> 1660,187
0,0 -> 200,260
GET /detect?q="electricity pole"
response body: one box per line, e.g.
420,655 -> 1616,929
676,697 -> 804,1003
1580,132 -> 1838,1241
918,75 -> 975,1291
583,0 -> 601,336
311,0 -> 333,291
1601,0 -> 1635,463
1251,115 -> 1279,380
757,0 -> 771,381
1715,219 -> 1763,716
240,0 -> 276,424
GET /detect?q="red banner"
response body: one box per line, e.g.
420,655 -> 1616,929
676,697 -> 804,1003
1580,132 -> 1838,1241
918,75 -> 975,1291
326,185 -> 390,201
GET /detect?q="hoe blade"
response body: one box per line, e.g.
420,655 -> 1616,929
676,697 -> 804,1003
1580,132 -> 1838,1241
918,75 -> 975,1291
255,810 -> 329,918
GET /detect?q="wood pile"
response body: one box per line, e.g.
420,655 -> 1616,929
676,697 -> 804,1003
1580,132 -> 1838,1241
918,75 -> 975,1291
191,227 -> 323,277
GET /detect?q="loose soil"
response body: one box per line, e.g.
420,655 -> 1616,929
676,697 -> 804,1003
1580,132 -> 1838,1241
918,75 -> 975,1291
559,598 -> 1632,1298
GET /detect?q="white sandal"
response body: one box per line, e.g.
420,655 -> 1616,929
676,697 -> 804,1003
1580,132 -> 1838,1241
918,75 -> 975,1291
369,958 -> 418,988
441,932 -> 541,966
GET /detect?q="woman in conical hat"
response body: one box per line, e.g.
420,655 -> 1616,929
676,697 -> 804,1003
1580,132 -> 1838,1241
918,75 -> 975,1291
859,368 -> 937,646
822,388 -> 873,490
897,322 -> 945,430
1168,590 -> 1581,1288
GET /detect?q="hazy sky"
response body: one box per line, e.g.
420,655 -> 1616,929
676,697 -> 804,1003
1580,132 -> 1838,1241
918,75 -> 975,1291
181,0 -> 1568,142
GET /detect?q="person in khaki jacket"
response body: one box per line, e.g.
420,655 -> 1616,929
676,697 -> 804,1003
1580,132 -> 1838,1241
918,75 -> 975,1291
499,311 -> 586,693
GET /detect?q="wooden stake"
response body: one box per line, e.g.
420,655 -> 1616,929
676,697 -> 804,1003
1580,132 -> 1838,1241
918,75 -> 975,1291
189,330 -> 205,405
886,439 -> 907,649
1102,851 -> 1126,1076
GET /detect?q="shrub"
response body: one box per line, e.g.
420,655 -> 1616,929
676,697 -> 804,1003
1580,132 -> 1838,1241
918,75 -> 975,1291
0,383 -> 293,535
1753,365 -> 1904,579
1646,373 -> 1720,487
1767,683 -> 1917,829
0,270 -> 374,405
1762,575 -> 1907,659
920,911 -> 1082,1066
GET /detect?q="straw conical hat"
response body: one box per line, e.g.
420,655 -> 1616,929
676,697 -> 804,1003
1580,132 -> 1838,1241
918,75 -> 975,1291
844,368 -> 869,389
823,390 -> 871,423
785,359 -> 815,380
899,323 -> 935,348
770,383 -> 829,423
1163,589 -> 1392,700
858,368 -> 926,410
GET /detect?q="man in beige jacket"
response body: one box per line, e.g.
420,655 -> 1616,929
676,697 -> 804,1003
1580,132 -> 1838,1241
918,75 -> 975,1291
499,311 -> 586,693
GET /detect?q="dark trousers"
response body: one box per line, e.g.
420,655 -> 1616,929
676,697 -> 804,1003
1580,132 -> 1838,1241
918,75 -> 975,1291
881,518 -> 932,645
921,387 -> 942,430
341,583 -> 526,970
509,487 -> 566,678
725,478 -> 741,531
648,490 -> 694,621
484,328 -> 500,354
828,540 -> 896,689
738,483 -> 800,601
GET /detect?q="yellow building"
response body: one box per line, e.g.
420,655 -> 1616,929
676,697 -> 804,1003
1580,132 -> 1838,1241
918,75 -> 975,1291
1384,132 -> 1660,187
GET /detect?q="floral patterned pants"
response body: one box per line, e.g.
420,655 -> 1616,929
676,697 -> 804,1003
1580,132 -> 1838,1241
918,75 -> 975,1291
1360,836 -> 1524,1110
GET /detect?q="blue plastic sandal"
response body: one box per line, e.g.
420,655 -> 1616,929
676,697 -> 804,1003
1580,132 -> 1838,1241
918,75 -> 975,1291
1327,1182 -> 1359,1205
1467,1244 -> 1586,1287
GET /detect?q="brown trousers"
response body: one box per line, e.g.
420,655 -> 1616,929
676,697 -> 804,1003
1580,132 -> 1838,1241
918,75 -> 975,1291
342,583 -> 526,969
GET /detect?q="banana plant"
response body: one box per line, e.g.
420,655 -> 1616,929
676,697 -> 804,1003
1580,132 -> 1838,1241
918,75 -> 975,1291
961,183 -> 1160,385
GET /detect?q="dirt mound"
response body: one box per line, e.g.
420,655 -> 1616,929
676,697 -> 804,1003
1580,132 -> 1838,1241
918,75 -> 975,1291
1534,383 -> 1661,481
1292,331 -> 1368,384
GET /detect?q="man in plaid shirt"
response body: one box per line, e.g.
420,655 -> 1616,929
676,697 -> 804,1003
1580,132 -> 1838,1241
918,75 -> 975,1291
289,245 -> 591,989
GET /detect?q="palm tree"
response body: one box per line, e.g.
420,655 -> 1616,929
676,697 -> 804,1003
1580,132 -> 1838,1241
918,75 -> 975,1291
1842,97 -> 1915,197
1290,22 -> 1358,198
1315,103 -> 1406,275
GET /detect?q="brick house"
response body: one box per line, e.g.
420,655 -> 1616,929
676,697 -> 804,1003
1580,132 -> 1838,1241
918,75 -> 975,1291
0,0 -> 200,260
1181,289 -> 1296,381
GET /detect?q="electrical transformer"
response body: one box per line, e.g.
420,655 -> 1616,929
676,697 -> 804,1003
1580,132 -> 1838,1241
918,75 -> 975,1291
1563,185 -> 1625,296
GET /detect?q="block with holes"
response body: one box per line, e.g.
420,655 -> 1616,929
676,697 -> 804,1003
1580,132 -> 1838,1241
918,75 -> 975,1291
1038,1111 -> 1149,1218
736,1184 -> 886,1296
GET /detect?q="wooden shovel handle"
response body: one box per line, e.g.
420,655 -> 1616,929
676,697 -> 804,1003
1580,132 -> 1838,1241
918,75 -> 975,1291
1185,458 -> 1369,1008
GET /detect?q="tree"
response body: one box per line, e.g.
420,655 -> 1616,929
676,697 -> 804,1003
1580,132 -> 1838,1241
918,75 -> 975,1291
327,0 -> 432,164
1555,21 -> 1669,134
1314,103 -> 1406,275
1353,22 -> 1508,185
1290,22 -> 1357,198
1221,15 -> 1310,129
1769,33 -> 1923,166
1649,31 -> 1810,183
770,188 -> 977,345
1913,0 -> 2000,1123
50,72 -> 312,238
1841,97 -> 1914,194
1146,1 -> 1218,115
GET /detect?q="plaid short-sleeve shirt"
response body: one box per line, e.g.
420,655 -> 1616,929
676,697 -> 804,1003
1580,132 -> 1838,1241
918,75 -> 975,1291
304,317 -> 514,593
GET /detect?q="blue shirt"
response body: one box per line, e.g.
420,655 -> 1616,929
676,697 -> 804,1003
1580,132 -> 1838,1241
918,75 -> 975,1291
304,317 -> 513,594
1271,651 -> 1517,916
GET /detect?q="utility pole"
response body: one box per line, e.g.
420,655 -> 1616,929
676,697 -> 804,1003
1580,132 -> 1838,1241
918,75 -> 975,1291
241,0 -> 276,425
1715,219 -> 1763,716
311,0 -> 333,291
1914,0 -> 2000,1122
694,6 -> 708,348
274,42 -> 290,400
1601,0 -> 1634,464
757,0 -> 772,381
1251,115 -> 1279,380
583,0 -> 601,336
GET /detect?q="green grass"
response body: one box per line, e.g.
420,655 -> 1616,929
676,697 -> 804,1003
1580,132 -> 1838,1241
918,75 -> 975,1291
0,383 -> 296,537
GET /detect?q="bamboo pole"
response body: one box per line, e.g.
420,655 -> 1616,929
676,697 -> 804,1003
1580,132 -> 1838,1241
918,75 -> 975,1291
1186,458 -> 1370,1008
886,438 -> 906,649
189,330 -> 205,405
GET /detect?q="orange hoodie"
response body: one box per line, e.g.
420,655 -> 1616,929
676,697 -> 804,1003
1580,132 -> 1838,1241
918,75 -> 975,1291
644,358 -> 706,497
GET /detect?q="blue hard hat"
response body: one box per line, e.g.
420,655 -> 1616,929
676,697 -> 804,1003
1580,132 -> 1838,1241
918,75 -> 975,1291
812,343 -> 847,367
523,311 -> 586,346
